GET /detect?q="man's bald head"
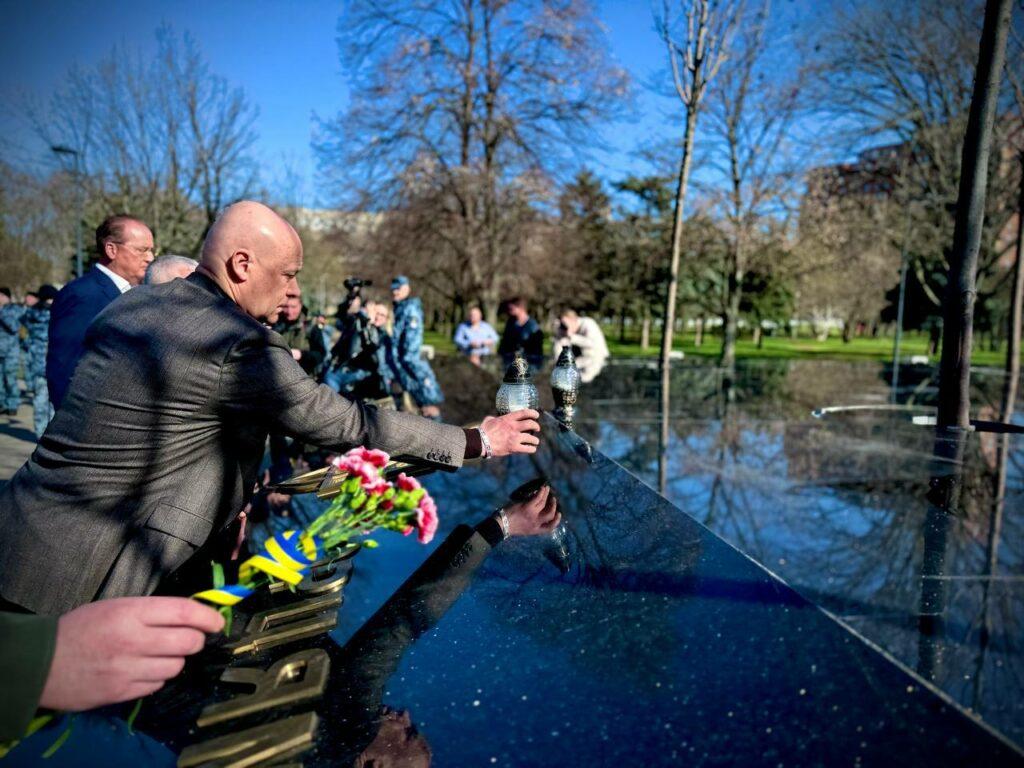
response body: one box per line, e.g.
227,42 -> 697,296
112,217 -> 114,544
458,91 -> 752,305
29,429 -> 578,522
198,201 -> 303,324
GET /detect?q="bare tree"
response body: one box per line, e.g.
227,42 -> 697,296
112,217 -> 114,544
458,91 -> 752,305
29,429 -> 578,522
31,27 -> 258,257
813,0 -> 1020,343
702,0 -> 800,365
791,180 -> 899,342
655,0 -> 737,490
0,162 -> 74,289
318,0 -> 627,325
937,0 -> 1012,428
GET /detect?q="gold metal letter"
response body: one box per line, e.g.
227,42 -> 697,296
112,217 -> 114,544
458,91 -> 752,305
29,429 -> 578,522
198,649 -> 330,727
177,711 -> 318,768
268,549 -> 355,597
226,594 -> 341,657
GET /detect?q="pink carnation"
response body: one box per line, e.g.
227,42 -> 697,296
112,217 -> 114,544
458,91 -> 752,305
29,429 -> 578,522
358,448 -> 390,468
416,496 -> 439,544
402,525 -> 414,536
362,476 -> 390,495
396,473 -> 421,493
381,499 -> 395,511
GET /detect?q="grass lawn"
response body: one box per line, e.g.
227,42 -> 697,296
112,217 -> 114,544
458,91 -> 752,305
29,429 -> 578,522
424,328 -> 1016,368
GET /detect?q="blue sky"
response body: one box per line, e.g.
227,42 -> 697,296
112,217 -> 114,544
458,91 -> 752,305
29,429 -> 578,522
0,0 -> 817,205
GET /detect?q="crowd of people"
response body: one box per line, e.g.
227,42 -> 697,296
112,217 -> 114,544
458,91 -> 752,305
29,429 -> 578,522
453,296 -> 609,383
0,202 -> 611,753
0,203 -> 554,751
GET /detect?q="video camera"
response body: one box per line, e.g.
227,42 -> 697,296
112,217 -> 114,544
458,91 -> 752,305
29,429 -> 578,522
343,277 -> 373,294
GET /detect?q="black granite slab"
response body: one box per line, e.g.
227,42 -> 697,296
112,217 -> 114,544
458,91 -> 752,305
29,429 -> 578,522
567,358 -> 1024,745
7,412 -> 1021,766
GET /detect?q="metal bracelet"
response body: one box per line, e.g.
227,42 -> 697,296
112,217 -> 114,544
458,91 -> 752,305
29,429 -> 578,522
496,507 -> 510,539
478,426 -> 493,459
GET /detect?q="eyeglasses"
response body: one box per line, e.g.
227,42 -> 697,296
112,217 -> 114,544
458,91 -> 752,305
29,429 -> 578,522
112,241 -> 157,257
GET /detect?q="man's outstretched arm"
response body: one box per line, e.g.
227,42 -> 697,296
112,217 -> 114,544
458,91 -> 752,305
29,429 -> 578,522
218,334 -> 540,466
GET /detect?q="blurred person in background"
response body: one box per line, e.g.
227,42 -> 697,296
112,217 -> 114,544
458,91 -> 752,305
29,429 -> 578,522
273,289 -> 323,377
498,296 -> 545,372
0,289 -> 25,417
326,298 -> 393,402
454,305 -> 498,366
553,308 -> 609,384
390,276 -> 443,418
20,285 -> 58,437
308,309 -> 332,379
19,292 -> 38,401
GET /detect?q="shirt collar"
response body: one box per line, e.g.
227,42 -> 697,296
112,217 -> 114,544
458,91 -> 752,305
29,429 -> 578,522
95,263 -> 132,294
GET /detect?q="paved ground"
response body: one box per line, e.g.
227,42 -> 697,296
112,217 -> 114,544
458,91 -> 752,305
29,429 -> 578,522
0,403 -> 37,481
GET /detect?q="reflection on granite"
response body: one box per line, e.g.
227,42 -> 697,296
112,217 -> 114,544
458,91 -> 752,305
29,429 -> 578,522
561,358 -> 1024,747
8,358 -> 1022,765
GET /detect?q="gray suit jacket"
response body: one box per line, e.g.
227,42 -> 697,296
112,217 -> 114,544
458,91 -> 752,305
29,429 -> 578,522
0,273 -> 465,615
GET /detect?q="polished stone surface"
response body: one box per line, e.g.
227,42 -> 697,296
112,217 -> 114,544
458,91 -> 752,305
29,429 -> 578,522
8,359 -> 1023,766
559,358 -> 1024,747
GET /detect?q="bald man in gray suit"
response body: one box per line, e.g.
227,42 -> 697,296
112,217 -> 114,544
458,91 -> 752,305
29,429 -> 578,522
0,202 -> 540,616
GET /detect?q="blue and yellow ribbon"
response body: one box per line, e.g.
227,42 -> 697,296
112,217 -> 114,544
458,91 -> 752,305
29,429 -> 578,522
193,530 -> 321,606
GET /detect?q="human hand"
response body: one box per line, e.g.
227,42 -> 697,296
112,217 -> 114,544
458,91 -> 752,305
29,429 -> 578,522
480,410 -> 541,456
265,491 -> 291,512
503,484 -> 560,537
39,597 -> 225,712
291,348 -> 302,361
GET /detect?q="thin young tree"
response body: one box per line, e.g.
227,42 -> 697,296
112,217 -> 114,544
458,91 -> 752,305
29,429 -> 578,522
703,0 -> 799,366
1000,26 -> 1024,418
936,0 -> 1013,428
655,0 -> 738,491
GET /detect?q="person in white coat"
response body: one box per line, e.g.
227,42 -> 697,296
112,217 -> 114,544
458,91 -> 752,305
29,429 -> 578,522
553,309 -> 609,383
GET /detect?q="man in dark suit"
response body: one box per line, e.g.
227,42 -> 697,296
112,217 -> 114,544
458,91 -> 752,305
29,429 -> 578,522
46,214 -> 155,408
0,201 -> 540,616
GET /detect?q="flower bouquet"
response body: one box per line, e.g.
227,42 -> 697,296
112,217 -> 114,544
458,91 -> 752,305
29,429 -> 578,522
193,446 -> 439,630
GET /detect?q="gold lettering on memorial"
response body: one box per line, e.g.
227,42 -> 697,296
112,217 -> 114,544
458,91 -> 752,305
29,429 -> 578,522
197,649 -> 331,727
226,594 -> 341,657
269,549 -> 355,596
177,711 -> 318,768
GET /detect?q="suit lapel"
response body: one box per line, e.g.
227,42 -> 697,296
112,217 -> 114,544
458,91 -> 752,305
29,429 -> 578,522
91,265 -> 124,302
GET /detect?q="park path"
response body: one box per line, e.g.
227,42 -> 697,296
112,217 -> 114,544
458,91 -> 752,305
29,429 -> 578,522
0,404 -> 37,483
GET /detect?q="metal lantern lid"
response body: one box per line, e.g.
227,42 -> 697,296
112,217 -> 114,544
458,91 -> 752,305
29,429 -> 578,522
503,353 -> 531,384
555,346 -> 576,369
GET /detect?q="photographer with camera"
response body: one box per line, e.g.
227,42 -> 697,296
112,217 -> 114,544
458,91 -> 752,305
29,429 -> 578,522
324,278 -> 393,402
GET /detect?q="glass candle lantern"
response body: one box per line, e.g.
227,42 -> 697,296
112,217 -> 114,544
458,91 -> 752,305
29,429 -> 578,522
550,346 -> 581,423
496,353 -> 539,415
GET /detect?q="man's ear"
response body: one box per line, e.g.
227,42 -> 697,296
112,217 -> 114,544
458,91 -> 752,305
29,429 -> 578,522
103,240 -> 119,262
226,249 -> 252,283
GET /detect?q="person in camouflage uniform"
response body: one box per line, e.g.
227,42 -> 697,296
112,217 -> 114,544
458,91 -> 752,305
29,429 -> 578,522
389,275 -> 443,418
0,289 -> 26,417
19,292 -> 39,398
21,285 -> 57,436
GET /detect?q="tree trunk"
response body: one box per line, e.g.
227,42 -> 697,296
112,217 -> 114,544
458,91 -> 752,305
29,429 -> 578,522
721,279 -> 741,367
641,309 -> 651,350
752,325 -> 762,348
660,98 -> 699,489
694,316 -> 704,347
937,0 -> 1012,428
1003,156 -> 1024,419
842,319 -> 854,344
481,288 -> 500,329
